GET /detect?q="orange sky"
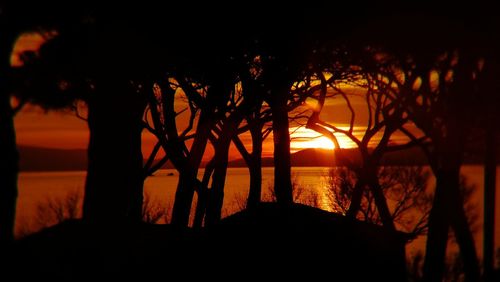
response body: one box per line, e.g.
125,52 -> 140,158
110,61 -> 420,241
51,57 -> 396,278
14,106 -> 89,149
12,31 -> 415,161
14,97 -> 415,162
14,105 -> 334,159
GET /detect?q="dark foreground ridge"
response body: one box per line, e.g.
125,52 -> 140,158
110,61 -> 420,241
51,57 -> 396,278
7,203 -> 408,281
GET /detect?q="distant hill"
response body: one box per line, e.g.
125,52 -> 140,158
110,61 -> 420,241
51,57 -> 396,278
228,147 -> 430,167
228,148 -> 339,167
380,147 -> 429,165
290,148 -> 337,166
19,146 -> 88,171
18,146 -> 175,172
18,144 -> 495,172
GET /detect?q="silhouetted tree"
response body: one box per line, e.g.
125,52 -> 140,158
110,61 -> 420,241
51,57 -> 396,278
143,10 -> 325,226
143,4 -> 386,227
0,2 -> 81,242
145,66 -> 267,227
145,75 -> 234,227
385,51 -> 482,282
306,65 -> 422,231
203,83 -> 260,226
330,166 -> 431,235
303,6 -> 495,279
326,166 -> 478,241
363,17 -> 489,280
13,7 -> 187,224
231,95 -> 271,209
477,38 -> 500,282
233,4 -> 346,205
144,80 -> 194,227
0,21 -> 19,242
22,24 -> 145,223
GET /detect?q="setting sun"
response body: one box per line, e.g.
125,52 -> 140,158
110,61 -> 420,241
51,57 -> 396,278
289,127 -> 354,151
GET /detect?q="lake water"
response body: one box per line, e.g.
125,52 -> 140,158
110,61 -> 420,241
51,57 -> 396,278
16,166 -> 500,263
15,167 -> 334,230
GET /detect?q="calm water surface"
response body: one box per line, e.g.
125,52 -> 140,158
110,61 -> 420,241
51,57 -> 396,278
16,166 -> 500,261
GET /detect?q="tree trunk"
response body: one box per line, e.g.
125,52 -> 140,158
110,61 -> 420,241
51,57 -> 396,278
449,185 -> 480,282
192,159 -> 214,229
483,121 -> 496,281
247,123 -> 263,209
171,78 -> 232,227
346,179 -> 365,219
423,169 -> 452,282
0,93 -> 18,242
205,115 -> 243,226
270,96 -> 293,204
82,80 -> 145,223
424,163 -> 480,282
147,80 -> 198,227
0,30 -> 19,242
367,173 -> 396,230
346,168 -> 395,230
171,171 -> 197,226
204,137 -> 231,226
171,109 -> 213,227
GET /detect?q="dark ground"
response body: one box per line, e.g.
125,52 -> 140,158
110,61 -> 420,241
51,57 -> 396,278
5,203 -> 409,281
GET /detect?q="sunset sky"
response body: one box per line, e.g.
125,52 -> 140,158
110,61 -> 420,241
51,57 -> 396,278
12,32 -> 414,162
14,103 -> 341,156
14,97 -> 414,161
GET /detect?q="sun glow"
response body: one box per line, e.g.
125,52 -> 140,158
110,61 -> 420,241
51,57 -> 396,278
289,127 -> 354,151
